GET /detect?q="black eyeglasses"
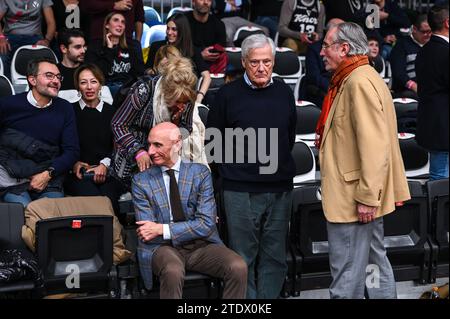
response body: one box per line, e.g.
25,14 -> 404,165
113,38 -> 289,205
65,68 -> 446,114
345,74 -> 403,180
37,72 -> 64,82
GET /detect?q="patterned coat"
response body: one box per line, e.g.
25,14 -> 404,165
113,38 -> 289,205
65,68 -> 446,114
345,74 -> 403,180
131,161 -> 223,289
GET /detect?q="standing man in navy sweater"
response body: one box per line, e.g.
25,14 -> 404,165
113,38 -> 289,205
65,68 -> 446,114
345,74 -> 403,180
207,34 -> 296,299
0,57 -> 79,206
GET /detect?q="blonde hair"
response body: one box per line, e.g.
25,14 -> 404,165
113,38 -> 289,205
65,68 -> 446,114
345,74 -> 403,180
103,12 -> 128,49
159,56 -> 197,105
150,45 -> 183,75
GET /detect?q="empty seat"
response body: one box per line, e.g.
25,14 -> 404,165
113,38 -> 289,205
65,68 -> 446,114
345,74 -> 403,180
225,47 -> 243,72
273,48 -> 302,91
143,6 -> 162,27
0,203 -> 38,296
398,133 -> 429,178
11,45 -> 58,86
393,98 -> 418,134
427,178 -> 449,281
295,101 -> 320,147
0,75 -> 15,97
233,26 -> 265,47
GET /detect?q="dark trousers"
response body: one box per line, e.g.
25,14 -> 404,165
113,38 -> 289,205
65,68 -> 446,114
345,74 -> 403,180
64,174 -> 126,216
152,242 -> 247,299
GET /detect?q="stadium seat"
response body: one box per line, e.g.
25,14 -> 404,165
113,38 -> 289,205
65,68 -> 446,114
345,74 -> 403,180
58,89 -> 80,104
143,6 -> 162,27
0,203 -> 38,297
383,180 -> 431,284
393,98 -> 418,134
10,45 -> 58,86
427,178 -> 449,282
140,23 -> 151,49
167,6 -> 193,20
147,24 -> 167,47
398,133 -> 430,178
294,101 -> 320,147
233,25 -> 265,47
35,215 -> 117,297
292,140 -> 316,185
225,47 -> 243,72
197,104 -> 209,127
0,74 -> 15,97
273,47 -> 302,91
293,74 -> 305,102
0,58 -> 4,76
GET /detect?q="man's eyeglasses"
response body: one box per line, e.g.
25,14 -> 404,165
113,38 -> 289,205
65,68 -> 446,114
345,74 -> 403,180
248,59 -> 273,68
37,72 -> 64,82
417,29 -> 432,35
321,41 -> 340,50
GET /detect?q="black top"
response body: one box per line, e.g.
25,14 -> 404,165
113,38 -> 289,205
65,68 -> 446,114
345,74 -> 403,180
57,63 -> 76,90
207,77 -> 297,193
415,35 -> 449,151
144,40 -> 208,77
85,40 -> 145,85
185,11 -> 227,49
72,101 -> 116,165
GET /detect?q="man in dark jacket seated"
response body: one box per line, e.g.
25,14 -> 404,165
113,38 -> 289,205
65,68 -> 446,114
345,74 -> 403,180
299,18 -> 343,107
0,57 -> 79,206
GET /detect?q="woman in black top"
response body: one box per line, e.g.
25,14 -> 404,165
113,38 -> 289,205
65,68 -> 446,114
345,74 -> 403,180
64,64 -> 125,216
85,12 -> 144,97
145,13 -> 211,104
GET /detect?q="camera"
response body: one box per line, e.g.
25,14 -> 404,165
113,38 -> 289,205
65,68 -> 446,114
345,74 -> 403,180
80,167 -> 95,180
307,33 -> 315,41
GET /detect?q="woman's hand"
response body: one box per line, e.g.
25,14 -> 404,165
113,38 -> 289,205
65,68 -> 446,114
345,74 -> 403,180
136,150 -> 152,172
73,161 -> 89,180
86,164 -> 108,184
105,33 -> 114,48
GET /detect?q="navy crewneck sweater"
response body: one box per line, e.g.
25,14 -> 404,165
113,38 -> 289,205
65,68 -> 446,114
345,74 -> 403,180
207,77 -> 296,192
0,92 -> 79,176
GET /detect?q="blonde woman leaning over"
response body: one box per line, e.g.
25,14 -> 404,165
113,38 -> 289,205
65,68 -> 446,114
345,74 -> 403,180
111,56 -> 208,188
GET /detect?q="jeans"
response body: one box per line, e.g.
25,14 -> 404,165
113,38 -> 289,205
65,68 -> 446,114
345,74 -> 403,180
3,190 -> 64,207
223,190 -> 292,299
429,151 -> 449,181
254,16 -> 279,40
0,34 -> 43,79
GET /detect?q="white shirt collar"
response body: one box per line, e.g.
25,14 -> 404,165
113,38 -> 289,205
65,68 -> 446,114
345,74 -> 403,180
78,99 -> 104,112
410,34 -> 425,47
434,34 -> 449,43
27,90 -> 53,108
243,72 -> 273,89
161,157 -> 182,174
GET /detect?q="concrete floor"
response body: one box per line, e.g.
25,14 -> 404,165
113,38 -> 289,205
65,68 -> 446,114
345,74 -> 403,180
292,277 -> 448,299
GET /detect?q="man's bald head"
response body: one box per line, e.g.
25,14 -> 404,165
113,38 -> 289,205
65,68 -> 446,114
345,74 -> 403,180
148,122 -> 183,167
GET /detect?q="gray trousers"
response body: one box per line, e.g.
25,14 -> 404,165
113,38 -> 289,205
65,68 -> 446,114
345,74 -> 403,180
327,217 -> 397,299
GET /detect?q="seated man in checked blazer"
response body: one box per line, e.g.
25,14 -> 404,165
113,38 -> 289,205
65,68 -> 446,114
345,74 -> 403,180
132,122 -> 247,299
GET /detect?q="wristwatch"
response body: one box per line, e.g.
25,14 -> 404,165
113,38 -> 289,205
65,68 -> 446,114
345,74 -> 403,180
47,167 -> 55,178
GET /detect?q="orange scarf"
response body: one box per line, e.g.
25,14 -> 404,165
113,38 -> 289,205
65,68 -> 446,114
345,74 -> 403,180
315,55 -> 369,149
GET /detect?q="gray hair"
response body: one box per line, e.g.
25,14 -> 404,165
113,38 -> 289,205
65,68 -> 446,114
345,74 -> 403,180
332,22 -> 369,56
241,34 -> 276,60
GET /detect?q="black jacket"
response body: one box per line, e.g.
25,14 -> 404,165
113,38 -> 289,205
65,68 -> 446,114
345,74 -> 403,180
415,35 -> 449,151
0,128 -> 63,194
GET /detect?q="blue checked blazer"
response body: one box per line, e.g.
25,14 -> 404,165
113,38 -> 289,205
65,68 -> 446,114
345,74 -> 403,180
131,161 -> 223,290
